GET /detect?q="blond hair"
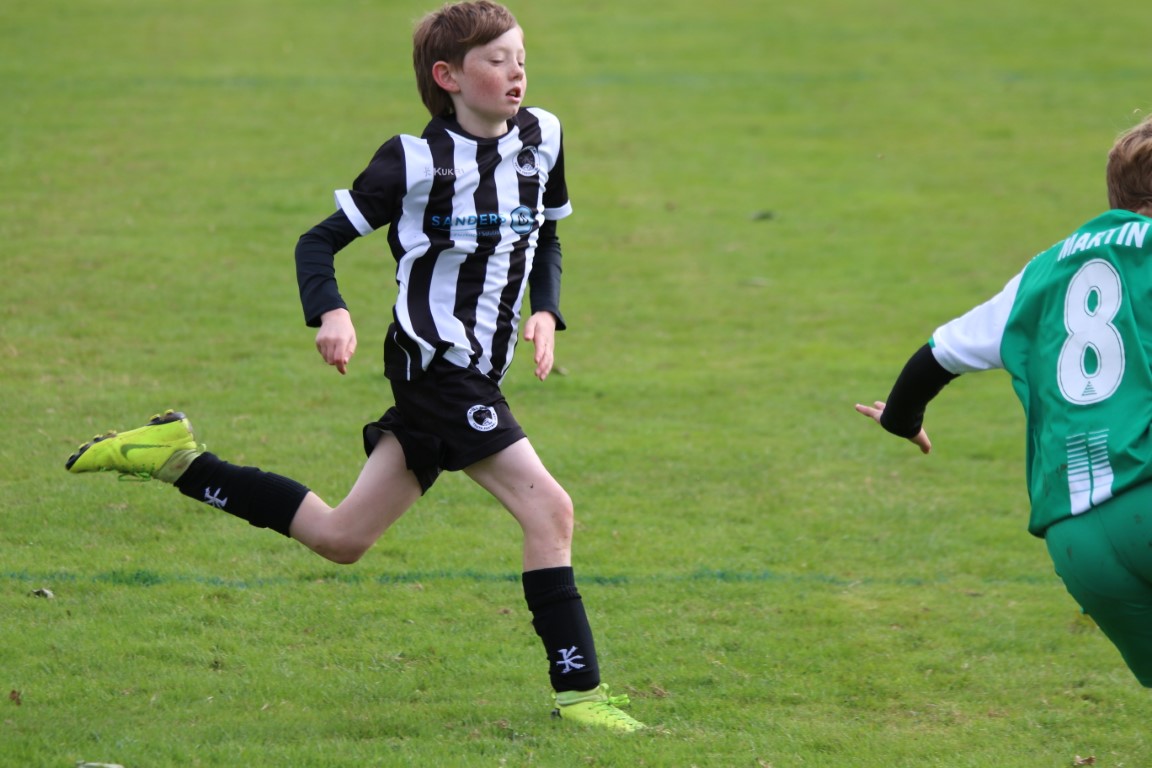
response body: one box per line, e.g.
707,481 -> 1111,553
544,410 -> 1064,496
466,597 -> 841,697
1107,113 -> 1152,211
412,1 -> 519,118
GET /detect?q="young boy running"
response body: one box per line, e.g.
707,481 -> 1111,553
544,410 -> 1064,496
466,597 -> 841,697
856,112 -> 1152,688
65,0 -> 644,732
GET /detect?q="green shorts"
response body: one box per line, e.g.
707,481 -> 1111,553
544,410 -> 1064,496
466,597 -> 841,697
1045,481 -> 1152,687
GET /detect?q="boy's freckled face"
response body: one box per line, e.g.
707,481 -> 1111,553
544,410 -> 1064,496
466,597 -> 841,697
450,26 -> 527,132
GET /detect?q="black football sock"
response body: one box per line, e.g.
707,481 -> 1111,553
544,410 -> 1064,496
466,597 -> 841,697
522,566 -> 601,693
174,452 -> 309,537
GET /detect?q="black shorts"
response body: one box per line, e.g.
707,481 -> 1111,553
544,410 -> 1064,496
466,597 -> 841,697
362,359 -> 526,493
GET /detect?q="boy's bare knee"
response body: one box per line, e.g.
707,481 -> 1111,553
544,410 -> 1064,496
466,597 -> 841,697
545,492 -> 575,541
312,535 -> 373,565
326,549 -> 366,565
557,503 -> 575,536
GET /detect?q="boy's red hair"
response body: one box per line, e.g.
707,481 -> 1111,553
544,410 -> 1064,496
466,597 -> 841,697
413,1 -> 519,118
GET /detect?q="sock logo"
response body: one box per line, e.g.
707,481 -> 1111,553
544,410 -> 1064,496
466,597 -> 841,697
203,487 -> 228,509
555,646 -> 585,674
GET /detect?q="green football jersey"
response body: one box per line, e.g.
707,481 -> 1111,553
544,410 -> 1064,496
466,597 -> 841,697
930,210 -> 1152,536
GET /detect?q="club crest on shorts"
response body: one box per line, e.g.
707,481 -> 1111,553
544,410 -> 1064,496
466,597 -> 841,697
467,404 -> 499,432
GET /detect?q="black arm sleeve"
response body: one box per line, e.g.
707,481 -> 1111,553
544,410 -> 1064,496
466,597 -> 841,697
528,219 -> 567,331
878,343 -> 960,439
295,209 -> 361,327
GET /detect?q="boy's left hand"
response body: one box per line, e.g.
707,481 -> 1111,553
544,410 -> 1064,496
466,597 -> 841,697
523,311 -> 557,381
855,400 -> 933,454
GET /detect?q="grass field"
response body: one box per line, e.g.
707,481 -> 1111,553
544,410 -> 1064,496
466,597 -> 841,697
3,0 -> 1152,766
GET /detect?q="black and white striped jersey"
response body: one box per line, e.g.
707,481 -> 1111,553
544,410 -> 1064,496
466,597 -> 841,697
336,107 -> 571,383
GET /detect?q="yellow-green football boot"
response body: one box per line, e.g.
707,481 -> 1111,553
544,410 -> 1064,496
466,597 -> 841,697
65,410 -> 201,483
552,684 -> 645,732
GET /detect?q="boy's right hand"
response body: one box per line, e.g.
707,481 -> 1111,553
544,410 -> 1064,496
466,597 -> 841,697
315,308 -> 357,375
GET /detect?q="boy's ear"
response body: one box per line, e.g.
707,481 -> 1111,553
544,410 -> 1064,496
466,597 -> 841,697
432,61 -> 461,93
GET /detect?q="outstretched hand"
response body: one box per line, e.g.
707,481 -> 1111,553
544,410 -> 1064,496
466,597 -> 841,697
854,400 -> 932,454
315,307 -> 358,375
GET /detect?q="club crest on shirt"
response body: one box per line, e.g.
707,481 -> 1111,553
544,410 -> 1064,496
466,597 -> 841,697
467,405 -> 499,432
515,146 -> 539,177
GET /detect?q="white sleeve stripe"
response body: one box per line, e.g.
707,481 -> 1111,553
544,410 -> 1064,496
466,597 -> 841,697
334,189 -> 374,236
544,201 -> 573,220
